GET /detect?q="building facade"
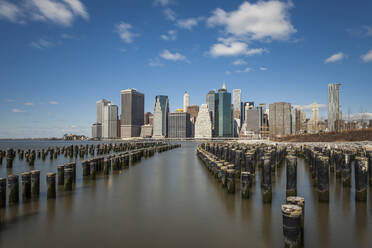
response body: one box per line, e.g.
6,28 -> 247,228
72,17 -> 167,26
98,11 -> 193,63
328,83 -> 341,132
91,123 -> 102,139
120,89 -> 144,138
183,91 -> 190,112
153,95 -> 169,138
269,102 -> 292,137
103,104 -> 118,139
232,89 -> 242,119
144,112 -> 153,125
216,83 -> 232,137
168,112 -> 192,138
195,104 -> 212,138
206,90 -> 216,136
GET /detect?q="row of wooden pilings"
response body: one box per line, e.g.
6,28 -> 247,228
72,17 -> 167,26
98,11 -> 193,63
197,142 -> 304,248
0,142 -> 165,167
302,144 -> 372,202
0,143 -> 181,226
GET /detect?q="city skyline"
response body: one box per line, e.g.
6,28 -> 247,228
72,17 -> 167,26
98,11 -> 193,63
0,0 -> 372,138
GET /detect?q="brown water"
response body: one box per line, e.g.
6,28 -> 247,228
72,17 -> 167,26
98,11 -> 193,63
0,141 -> 372,248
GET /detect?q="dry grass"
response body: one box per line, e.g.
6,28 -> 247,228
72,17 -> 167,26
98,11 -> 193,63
272,129 -> 372,142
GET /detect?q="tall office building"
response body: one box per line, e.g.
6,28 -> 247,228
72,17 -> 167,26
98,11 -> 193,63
120,89 -> 144,138
232,89 -> 242,119
144,112 -> 153,125
103,104 -> 118,139
269,102 -> 292,137
206,90 -> 216,135
153,95 -> 169,138
195,104 -> 212,138
92,99 -> 111,139
168,112 -> 192,138
183,91 -> 190,112
215,82 -> 232,137
328,83 -> 341,132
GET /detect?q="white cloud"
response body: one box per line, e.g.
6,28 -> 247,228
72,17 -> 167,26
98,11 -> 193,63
365,26 -> 372,36
30,38 -> 54,49
161,30 -> 177,41
49,101 -> 58,105
4,98 -> 15,102
0,0 -> 21,22
210,37 -> 266,57
154,0 -> 172,6
324,52 -> 345,64
233,59 -> 247,65
12,108 -> 25,113
207,1 -> 296,41
236,67 -> 251,73
176,17 -> 202,30
163,8 -> 176,21
350,112 -> 372,120
160,49 -> 188,62
260,66 -> 267,71
225,70 -> 231,75
0,0 -> 89,26
116,22 -> 137,43
293,103 -> 327,110
148,58 -> 164,67
24,102 -> 33,106
361,49 -> 372,63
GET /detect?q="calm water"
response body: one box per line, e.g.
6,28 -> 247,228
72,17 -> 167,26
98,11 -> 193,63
0,141 -> 372,248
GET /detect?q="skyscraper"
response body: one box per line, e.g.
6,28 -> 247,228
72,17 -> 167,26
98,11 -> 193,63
168,112 -> 192,138
183,91 -> 190,112
195,104 -> 212,138
153,95 -> 169,138
269,102 -> 292,137
103,104 -> 118,139
120,89 -> 144,138
92,99 -> 111,139
216,82 -> 232,137
232,89 -> 242,119
206,90 -> 216,135
328,83 -> 341,132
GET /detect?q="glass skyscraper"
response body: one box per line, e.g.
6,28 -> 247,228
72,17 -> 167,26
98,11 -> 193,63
216,84 -> 232,137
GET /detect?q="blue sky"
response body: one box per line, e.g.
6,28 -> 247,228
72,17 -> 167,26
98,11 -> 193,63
0,0 -> 371,138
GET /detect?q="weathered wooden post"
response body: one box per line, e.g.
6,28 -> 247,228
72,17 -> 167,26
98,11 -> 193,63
355,157 -> 368,202
317,156 -> 329,202
31,170 -> 40,197
57,165 -> 64,186
341,154 -> 351,187
64,168 -> 73,191
262,158 -> 272,203
104,159 -> 110,175
0,178 -> 6,208
226,169 -> 235,193
286,196 -> 305,244
46,173 -> 56,199
282,204 -> 302,248
8,174 -> 19,205
90,161 -> 97,180
286,156 -> 297,197
241,172 -> 251,198
21,172 -> 31,200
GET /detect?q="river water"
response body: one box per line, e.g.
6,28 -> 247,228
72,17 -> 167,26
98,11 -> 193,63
0,140 -> 371,248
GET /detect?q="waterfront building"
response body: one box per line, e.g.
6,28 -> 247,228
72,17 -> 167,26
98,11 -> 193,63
103,104 -> 118,139
206,90 -> 216,135
215,82 -> 233,137
168,112 -> 192,138
120,89 -> 144,138
307,102 -> 320,134
144,112 -> 153,125
269,102 -> 292,137
91,123 -> 102,139
186,105 -> 199,123
194,104 -> 212,138
153,96 -> 169,138
183,91 -> 190,112
140,125 -> 153,138
328,83 -> 341,132
232,89 -> 242,120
